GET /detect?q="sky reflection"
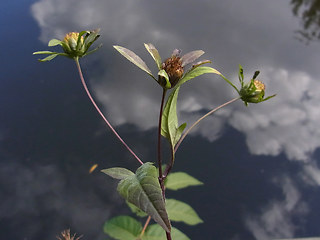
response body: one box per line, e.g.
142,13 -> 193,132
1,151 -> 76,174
1,0 -> 320,239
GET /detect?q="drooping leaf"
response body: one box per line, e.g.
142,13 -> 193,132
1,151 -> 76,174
180,50 -> 204,67
126,201 -> 148,217
37,53 -> 59,62
142,224 -> 190,240
103,215 -> 142,240
48,39 -> 62,47
165,172 -> 203,191
113,45 -> 153,77
101,167 -> 134,180
144,43 -> 162,70
176,66 -> 221,88
161,87 -> 183,149
117,162 -> 171,232
166,199 -> 203,225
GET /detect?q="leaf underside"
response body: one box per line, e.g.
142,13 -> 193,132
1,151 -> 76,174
117,162 -> 171,232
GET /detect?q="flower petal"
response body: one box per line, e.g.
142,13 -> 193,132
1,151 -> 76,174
144,43 -> 162,70
180,50 -> 204,67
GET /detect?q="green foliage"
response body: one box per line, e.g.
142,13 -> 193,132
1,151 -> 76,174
101,167 -> 134,180
143,224 -> 190,240
166,199 -> 203,225
165,172 -> 203,191
103,216 -> 142,240
102,162 -> 171,232
161,87 -> 186,152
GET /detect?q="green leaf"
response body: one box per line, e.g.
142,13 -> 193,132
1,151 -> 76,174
144,43 -> 162,70
101,167 -> 134,180
161,87 -> 182,149
166,199 -> 203,225
142,224 -> 190,240
126,201 -> 148,217
158,70 -> 171,89
238,64 -> 244,85
37,53 -> 59,62
176,66 -> 221,88
165,172 -> 203,191
48,39 -> 62,47
113,45 -> 153,77
33,51 -> 56,55
117,162 -> 171,232
103,216 -> 142,240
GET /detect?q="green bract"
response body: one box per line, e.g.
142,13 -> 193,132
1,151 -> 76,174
33,29 -> 102,61
114,43 -> 219,89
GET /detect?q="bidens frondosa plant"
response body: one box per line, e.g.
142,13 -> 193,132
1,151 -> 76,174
34,30 -> 275,240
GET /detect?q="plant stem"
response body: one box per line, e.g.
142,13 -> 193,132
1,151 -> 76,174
157,89 -> 167,181
157,88 -> 172,240
74,58 -> 143,165
174,97 -> 240,153
139,216 -> 151,239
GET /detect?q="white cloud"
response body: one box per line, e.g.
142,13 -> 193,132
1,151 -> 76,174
31,0 -> 320,164
245,177 -> 309,240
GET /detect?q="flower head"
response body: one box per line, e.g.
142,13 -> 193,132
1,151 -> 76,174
113,43 -> 219,89
33,29 -> 101,61
237,66 -> 275,106
56,229 -> 82,240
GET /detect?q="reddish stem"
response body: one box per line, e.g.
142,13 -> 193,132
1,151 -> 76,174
74,58 -> 143,165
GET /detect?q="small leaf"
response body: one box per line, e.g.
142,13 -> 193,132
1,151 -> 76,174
145,43 -> 162,70
33,51 -> 56,55
103,216 -> 142,240
158,70 -> 171,89
101,167 -> 134,180
161,87 -> 181,148
37,53 -> 59,62
126,201 -> 148,217
166,199 -> 203,225
176,66 -> 221,88
113,45 -> 153,77
180,50 -> 204,67
142,224 -> 190,240
117,162 -> 171,232
238,64 -> 244,84
165,172 -> 203,190
48,39 -> 62,47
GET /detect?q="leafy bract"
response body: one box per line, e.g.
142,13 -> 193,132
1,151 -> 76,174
117,162 -> 171,232
142,224 -> 190,240
176,66 -> 221,88
101,167 -> 134,180
103,215 -> 142,240
161,87 -> 186,150
145,43 -> 162,70
113,45 -> 154,78
126,201 -> 148,217
48,39 -> 62,47
180,50 -> 204,67
165,172 -> 203,191
166,199 -> 203,225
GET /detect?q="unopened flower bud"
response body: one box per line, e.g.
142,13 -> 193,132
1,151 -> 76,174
240,79 -> 266,104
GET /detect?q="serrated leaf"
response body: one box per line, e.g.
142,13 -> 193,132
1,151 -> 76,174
165,172 -> 203,190
176,66 -> 221,88
126,201 -> 148,217
117,162 -> 171,232
114,45 -> 153,77
180,50 -> 204,67
161,87 -> 182,149
166,199 -> 203,225
101,167 -> 134,180
103,216 -> 142,240
142,224 -> 190,240
48,39 -> 62,46
145,43 -> 162,70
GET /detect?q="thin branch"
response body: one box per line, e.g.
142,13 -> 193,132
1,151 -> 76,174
174,97 -> 240,153
74,58 -> 143,165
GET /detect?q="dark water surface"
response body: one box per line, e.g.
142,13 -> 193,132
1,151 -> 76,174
1,0 -> 320,240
